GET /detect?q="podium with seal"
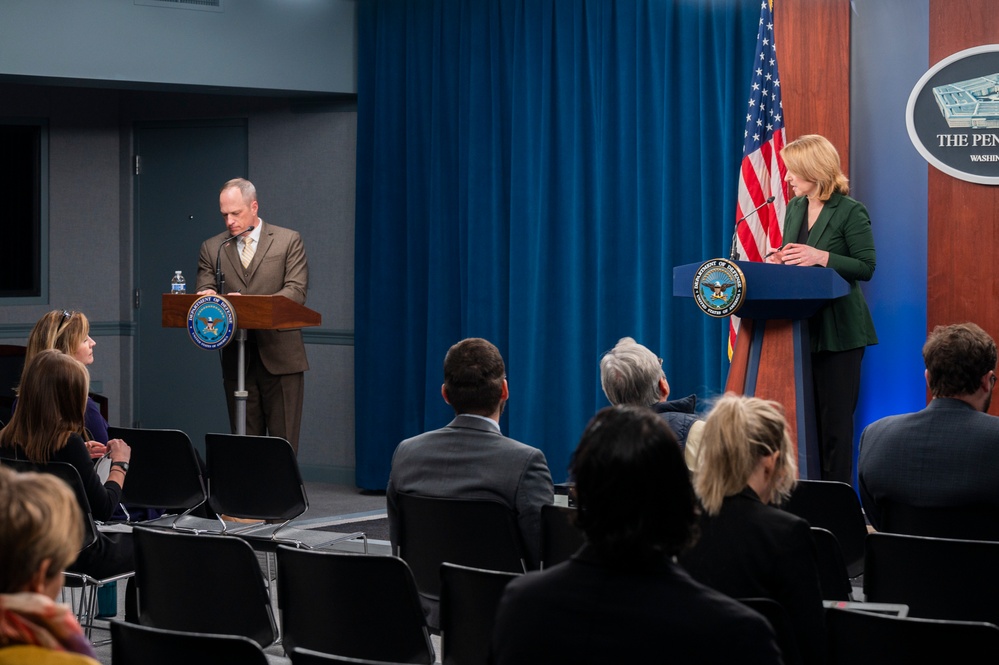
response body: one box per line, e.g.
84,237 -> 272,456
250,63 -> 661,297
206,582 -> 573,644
674,259 -> 849,478
161,294 -> 321,435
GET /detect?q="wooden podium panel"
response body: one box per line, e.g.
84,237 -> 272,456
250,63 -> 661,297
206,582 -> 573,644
162,294 -> 321,330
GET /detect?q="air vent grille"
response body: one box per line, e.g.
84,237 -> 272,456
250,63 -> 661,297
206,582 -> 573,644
134,0 -> 222,12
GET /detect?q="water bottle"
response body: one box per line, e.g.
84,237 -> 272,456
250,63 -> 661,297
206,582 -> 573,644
170,270 -> 187,294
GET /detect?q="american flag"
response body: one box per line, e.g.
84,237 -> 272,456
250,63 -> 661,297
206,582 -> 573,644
729,0 -> 788,358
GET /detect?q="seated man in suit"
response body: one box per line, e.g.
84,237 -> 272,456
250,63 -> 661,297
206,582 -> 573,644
386,337 -> 554,571
490,405 -> 782,665
858,322 -> 999,531
600,336 -> 703,467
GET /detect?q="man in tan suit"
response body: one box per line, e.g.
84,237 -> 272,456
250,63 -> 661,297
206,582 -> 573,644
196,178 -> 309,452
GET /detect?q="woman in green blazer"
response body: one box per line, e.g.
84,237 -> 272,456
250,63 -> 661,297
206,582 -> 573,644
768,135 -> 877,484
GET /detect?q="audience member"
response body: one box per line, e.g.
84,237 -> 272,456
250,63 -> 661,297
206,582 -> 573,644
679,394 -> 825,665
0,350 -> 135,620
858,323 -> 999,530
600,336 -> 703,466
0,465 -> 99,664
490,405 -> 782,664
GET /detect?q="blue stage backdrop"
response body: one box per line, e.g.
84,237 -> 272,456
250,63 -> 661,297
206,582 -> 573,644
355,0 -> 767,489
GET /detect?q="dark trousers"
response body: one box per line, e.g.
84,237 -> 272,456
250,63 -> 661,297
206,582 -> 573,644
812,347 -> 865,484
224,348 -> 304,454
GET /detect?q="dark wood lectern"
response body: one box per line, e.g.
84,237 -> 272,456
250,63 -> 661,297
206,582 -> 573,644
673,261 -> 848,479
162,294 -> 321,434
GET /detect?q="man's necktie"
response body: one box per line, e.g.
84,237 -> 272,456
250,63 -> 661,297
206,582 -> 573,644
241,236 -> 255,269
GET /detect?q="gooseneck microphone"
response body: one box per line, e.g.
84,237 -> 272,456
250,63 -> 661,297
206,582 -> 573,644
729,196 -> 776,261
214,226 -> 254,294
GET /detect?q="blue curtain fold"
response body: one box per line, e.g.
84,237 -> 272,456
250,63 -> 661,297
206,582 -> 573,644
355,0 -> 759,489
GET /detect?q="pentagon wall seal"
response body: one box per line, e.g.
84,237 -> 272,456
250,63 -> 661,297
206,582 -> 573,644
187,295 -> 237,350
692,258 -> 746,318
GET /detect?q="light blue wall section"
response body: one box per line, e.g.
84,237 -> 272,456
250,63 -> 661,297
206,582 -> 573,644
0,0 -> 356,94
851,0 -> 929,441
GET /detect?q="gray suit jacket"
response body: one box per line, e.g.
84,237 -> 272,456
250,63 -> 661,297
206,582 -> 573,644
858,398 -> 999,530
196,220 -> 309,376
386,414 -> 554,569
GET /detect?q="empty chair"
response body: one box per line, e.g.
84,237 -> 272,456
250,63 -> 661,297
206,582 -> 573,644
879,500 -> 999,541
132,525 -> 278,648
276,545 -> 435,664
863,532 -> 999,625
810,527 -> 852,600
106,425 -> 213,530
440,563 -> 519,665
110,620 -> 270,665
204,432 -> 364,551
392,492 -> 527,629
782,479 -> 868,577
737,598 -> 803,665
291,649 -> 412,665
539,503 -> 584,569
826,606 -> 999,664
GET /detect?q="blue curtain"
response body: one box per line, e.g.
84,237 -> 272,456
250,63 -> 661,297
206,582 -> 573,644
355,0 -> 760,489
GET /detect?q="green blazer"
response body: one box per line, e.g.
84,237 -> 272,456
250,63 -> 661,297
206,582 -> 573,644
783,192 -> 878,352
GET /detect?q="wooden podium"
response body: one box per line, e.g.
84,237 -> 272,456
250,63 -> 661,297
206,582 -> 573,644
673,261 -> 848,478
162,294 -> 321,434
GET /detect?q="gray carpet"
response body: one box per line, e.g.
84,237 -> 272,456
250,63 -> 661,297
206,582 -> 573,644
314,516 -> 390,541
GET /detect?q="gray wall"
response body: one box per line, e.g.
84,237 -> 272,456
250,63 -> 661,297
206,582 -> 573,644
0,0 -> 357,95
0,85 -> 358,484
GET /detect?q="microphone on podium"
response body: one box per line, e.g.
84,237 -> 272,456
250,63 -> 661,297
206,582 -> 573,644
729,196 -> 776,261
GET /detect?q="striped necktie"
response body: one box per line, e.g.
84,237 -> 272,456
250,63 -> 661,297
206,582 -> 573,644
240,236 -> 255,269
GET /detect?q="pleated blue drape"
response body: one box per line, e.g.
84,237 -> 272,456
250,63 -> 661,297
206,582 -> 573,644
355,0 -> 760,489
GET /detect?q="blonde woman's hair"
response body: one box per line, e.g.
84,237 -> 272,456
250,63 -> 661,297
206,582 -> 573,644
694,394 -> 797,515
24,310 -> 90,368
0,350 -> 89,463
780,134 -> 849,201
0,465 -> 83,594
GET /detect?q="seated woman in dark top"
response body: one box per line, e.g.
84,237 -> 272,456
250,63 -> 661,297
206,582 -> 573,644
0,350 -> 134,599
490,405 -> 782,665
679,394 -> 826,665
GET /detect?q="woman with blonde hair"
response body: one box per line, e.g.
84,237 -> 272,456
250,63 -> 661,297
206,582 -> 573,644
0,350 -> 134,618
0,465 -> 98,664
768,134 -> 877,484
679,394 -> 826,665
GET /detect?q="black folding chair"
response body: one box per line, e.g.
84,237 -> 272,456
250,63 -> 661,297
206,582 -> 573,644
539,503 -> 584,569
110,620 -> 270,665
738,597 -> 802,665
810,527 -> 852,600
782,479 -> 868,577
290,649 -> 412,665
879,500 -> 999,541
440,562 -> 519,665
276,546 -> 434,664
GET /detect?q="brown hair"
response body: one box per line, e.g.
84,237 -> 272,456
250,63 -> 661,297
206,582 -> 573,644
781,134 -> 849,201
24,310 -> 90,369
924,323 -> 997,398
442,338 -> 506,416
0,350 -> 89,463
0,465 -> 83,594
694,394 -> 797,515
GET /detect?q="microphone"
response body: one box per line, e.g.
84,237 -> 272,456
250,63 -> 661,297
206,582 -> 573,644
729,196 -> 776,261
215,225 -> 255,294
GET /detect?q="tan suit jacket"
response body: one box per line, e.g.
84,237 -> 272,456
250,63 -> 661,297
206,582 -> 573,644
196,220 -> 309,377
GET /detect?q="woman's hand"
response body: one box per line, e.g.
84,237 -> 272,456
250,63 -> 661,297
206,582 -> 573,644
779,242 -> 829,267
84,440 -> 107,459
106,438 -> 131,464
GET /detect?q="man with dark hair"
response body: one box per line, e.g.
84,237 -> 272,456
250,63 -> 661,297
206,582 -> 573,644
386,338 -> 553,569
858,322 -> 999,530
491,405 -> 782,664
600,337 -> 703,466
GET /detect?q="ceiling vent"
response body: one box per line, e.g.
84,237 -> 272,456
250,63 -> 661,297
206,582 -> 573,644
134,0 -> 223,12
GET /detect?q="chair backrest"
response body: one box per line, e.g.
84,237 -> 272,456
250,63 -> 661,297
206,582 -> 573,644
108,425 -> 207,512
110,620 -> 269,665
439,562 -> 519,665
826,607 -> 999,664
290,648 -> 412,665
205,432 -> 307,521
393,493 -> 527,601
539,503 -> 585,569
276,546 -> 434,664
1,457 -> 99,552
132,526 -> 278,647
737,598 -> 803,665
879,500 -> 999,541
810,527 -> 852,601
863,532 -> 999,625
782,479 -> 868,577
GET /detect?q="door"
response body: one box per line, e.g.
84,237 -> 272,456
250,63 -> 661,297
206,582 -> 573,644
133,121 -> 248,451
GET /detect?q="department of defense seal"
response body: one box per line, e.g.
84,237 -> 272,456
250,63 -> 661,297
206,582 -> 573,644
187,295 -> 237,350
692,258 -> 746,318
